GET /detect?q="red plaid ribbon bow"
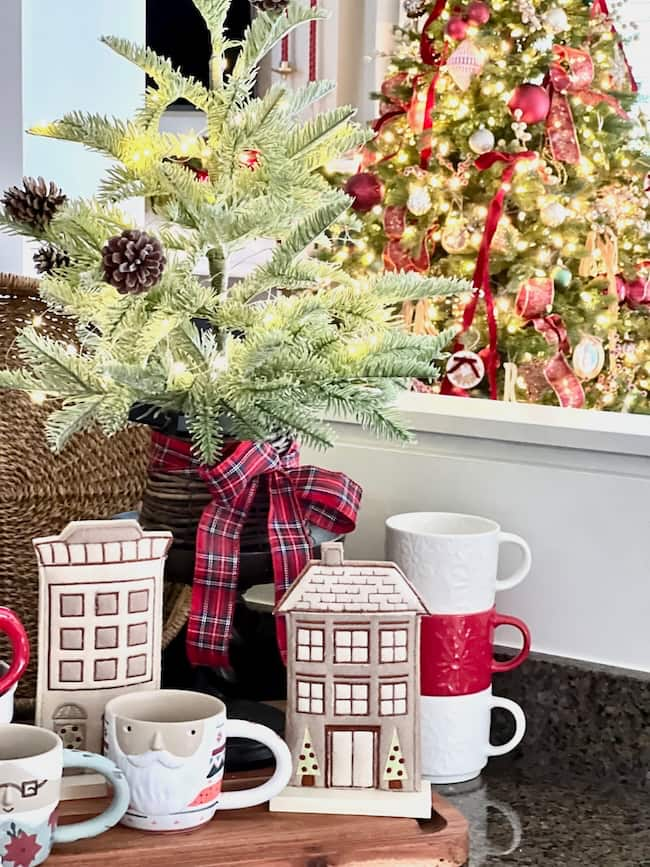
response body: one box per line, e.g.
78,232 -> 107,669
150,433 -> 362,668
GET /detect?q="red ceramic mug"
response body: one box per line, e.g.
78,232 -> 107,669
420,607 -> 531,697
0,607 -> 30,697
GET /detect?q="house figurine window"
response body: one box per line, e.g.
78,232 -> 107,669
296,627 -> 325,662
379,629 -> 408,663
334,682 -> 369,716
379,682 -> 408,716
297,680 -> 324,714
334,629 -> 369,664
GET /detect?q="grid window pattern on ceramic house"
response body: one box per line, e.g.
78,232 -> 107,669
296,680 -> 324,714
334,629 -> 369,664
379,681 -> 407,716
296,627 -> 325,662
334,681 -> 369,716
48,577 -> 157,691
379,629 -> 408,663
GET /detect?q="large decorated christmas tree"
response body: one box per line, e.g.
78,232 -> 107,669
0,0 -> 468,463
335,0 -> 650,411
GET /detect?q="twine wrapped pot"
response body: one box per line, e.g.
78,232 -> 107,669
0,273 -> 152,712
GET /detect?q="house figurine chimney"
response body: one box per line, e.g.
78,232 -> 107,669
320,542 -> 344,567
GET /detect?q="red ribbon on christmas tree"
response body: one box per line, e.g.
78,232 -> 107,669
149,433 -> 361,668
591,0 -> 638,93
547,45 -> 628,165
449,151 -> 537,400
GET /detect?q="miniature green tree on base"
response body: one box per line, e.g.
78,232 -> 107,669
0,0 -> 469,464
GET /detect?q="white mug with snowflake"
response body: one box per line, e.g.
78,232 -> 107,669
104,690 -> 292,832
0,724 -> 129,867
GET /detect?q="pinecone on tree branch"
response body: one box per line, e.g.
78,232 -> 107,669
2,176 -> 67,232
102,229 -> 166,294
250,0 -> 289,13
33,244 -> 71,275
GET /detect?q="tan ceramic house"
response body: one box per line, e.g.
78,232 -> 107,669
33,520 -> 171,754
271,542 -> 432,818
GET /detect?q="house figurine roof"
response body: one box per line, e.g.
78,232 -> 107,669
276,542 -> 430,616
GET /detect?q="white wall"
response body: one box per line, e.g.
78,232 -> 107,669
0,0 -> 146,274
303,395 -> 650,673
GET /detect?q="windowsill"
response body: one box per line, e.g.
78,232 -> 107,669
335,393 -> 650,458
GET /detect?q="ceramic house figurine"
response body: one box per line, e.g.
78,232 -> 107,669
33,520 -> 172,754
270,542 -> 432,819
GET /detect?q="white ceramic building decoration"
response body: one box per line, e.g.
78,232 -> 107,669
270,542 -> 432,819
33,520 -> 172,754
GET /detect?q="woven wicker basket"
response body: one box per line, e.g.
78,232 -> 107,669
0,273 -> 155,713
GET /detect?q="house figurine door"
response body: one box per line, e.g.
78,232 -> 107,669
327,727 -> 379,789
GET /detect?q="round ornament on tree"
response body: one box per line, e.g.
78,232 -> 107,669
540,201 -> 568,227
553,266 -> 572,290
468,127 -> 495,155
441,219 -> 470,254
542,7 -> 569,34
466,1 -> 491,25
446,16 -> 469,40
508,84 -> 550,125
573,335 -> 605,381
446,350 -> 485,390
407,184 -> 433,217
344,173 -> 383,213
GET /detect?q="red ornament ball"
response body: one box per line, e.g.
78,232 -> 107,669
445,16 -> 469,40
344,172 -> 384,213
466,1 -> 490,24
508,84 -> 551,125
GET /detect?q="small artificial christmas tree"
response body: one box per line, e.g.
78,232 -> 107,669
383,728 -> 408,790
0,0 -> 468,464
335,0 -> 650,412
296,727 -> 321,786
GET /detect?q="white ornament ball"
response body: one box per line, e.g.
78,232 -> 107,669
540,201 -> 568,228
573,335 -> 605,381
446,350 -> 485,390
542,7 -> 569,34
468,128 -> 495,155
407,185 -> 433,217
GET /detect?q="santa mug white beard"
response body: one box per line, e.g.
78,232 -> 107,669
420,688 -> 526,784
104,690 -> 292,832
386,513 -> 532,614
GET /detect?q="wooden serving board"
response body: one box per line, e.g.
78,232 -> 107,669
52,774 -> 469,867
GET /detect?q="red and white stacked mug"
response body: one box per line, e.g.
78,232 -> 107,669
386,513 -> 531,784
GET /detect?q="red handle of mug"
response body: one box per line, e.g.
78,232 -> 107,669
491,613 -> 531,674
0,607 -> 30,694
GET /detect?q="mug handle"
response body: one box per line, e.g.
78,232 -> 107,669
485,798 -> 523,857
491,613 -> 531,674
486,696 -> 526,758
496,532 -> 532,592
214,720 -> 292,811
0,608 -> 29,695
53,750 -> 130,844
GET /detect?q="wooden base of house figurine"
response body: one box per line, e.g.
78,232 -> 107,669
33,520 -> 172,755
270,542 -> 432,819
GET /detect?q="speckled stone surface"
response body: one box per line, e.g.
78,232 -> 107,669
442,765 -> 650,867
490,651 -> 650,791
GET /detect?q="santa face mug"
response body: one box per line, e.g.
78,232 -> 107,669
386,513 -> 532,614
104,689 -> 293,831
420,687 -> 526,784
0,724 -> 129,867
0,607 -> 30,723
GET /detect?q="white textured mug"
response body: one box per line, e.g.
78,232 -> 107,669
420,688 -> 526,784
386,513 -> 532,614
104,689 -> 292,831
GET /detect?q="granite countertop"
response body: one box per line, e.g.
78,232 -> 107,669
442,761 -> 650,867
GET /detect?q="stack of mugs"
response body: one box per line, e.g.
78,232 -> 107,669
386,513 -> 531,784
